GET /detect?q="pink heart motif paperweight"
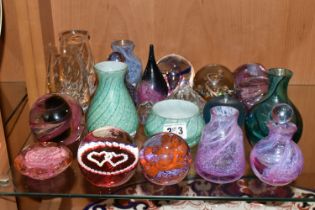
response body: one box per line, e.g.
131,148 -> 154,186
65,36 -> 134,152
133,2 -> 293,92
77,126 -> 139,188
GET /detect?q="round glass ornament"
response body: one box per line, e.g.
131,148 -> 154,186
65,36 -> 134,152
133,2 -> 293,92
139,132 -> 192,185
77,126 -> 139,188
14,142 -> 73,180
29,93 -> 84,145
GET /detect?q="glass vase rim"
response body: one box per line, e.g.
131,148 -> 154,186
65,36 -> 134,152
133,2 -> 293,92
94,61 -> 127,73
152,99 -> 200,120
111,40 -> 135,49
59,29 -> 90,40
268,68 -> 293,77
210,106 -> 239,119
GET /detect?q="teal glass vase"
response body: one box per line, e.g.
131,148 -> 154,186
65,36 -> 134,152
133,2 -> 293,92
87,61 -> 139,136
245,68 -> 303,145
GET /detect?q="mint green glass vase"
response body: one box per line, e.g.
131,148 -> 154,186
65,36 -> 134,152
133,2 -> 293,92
245,68 -> 303,145
87,61 -> 139,135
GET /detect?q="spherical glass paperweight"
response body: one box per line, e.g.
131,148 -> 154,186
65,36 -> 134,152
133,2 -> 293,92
250,103 -> 304,186
157,54 -> 194,94
29,93 -> 84,145
193,64 -> 234,101
77,126 -> 139,187
14,142 -> 73,180
139,132 -> 192,186
234,63 -> 269,109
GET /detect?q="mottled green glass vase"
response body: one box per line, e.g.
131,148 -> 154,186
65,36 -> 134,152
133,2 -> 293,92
245,68 -> 303,145
87,61 -> 139,135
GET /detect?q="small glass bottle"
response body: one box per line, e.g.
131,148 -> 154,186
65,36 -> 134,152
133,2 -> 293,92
136,44 -> 168,104
250,103 -> 304,186
136,44 -> 168,124
195,106 -> 245,184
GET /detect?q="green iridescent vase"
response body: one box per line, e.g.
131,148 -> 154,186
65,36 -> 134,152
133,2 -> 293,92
245,68 -> 303,145
87,61 -> 139,136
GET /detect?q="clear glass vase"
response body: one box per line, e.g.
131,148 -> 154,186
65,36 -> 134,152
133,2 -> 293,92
47,30 -> 96,112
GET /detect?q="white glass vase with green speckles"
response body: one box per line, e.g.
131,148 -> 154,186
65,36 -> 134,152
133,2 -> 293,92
87,61 -> 139,136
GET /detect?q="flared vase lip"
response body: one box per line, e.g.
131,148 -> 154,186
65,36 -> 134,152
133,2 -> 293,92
268,67 -> 293,77
111,40 -> 135,49
152,99 -> 200,120
210,106 -> 239,119
59,29 -> 90,40
94,61 -> 127,73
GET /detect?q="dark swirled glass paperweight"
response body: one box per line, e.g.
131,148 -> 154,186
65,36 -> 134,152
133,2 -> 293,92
29,93 -> 84,145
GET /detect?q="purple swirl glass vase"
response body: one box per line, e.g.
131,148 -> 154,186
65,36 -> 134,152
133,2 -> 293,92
250,103 -> 304,186
195,106 -> 245,184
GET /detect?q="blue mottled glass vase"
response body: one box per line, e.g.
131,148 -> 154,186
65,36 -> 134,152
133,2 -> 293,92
111,40 -> 142,87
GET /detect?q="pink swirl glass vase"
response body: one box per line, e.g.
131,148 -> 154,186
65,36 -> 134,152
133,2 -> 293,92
195,106 -> 245,184
250,103 -> 304,186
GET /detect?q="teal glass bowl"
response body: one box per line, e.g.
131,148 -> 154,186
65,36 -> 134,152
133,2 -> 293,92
144,99 -> 205,147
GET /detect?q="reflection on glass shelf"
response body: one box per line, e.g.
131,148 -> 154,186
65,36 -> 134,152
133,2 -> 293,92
0,85 -> 314,203
8,159 -> 315,202
0,82 -> 27,125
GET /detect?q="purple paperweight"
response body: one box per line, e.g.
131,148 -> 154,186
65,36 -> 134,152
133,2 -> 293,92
14,142 -> 73,180
250,103 -> 304,186
234,63 -> 269,109
195,106 -> 246,184
139,133 -> 192,186
29,93 -> 84,145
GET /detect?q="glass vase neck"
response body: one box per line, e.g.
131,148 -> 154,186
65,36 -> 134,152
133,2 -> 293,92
94,61 -> 127,78
111,40 -> 135,52
266,68 -> 292,100
210,106 -> 239,123
59,30 -> 90,45
142,44 -> 162,81
267,121 -> 297,139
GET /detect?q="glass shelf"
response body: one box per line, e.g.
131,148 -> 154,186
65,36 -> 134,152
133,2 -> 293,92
0,82 -> 28,126
0,85 -> 314,203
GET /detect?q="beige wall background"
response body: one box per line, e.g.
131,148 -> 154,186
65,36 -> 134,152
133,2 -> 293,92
4,0 -> 315,103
